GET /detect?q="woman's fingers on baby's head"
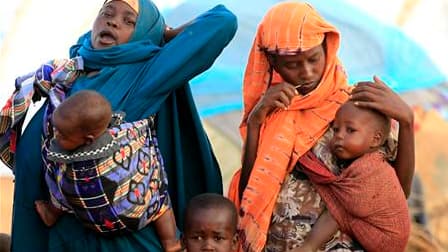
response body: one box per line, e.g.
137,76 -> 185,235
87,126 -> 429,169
351,84 -> 381,97
352,100 -> 380,111
354,81 -> 383,91
373,75 -> 382,84
354,81 -> 373,86
372,75 -> 389,88
350,89 -> 380,103
356,77 -> 390,91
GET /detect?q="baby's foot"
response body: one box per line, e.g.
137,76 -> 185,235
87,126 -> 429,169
34,200 -> 61,227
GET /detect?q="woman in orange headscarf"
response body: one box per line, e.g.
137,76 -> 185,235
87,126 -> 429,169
228,2 -> 415,251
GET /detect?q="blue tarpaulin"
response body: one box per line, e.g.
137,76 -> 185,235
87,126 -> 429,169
165,0 -> 446,117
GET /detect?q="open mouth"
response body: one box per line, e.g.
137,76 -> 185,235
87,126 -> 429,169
98,30 -> 117,45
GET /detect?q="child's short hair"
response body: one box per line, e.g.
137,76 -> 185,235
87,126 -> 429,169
55,90 -> 112,133
363,106 -> 391,144
184,193 -> 238,233
344,101 -> 391,144
0,233 -> 11,252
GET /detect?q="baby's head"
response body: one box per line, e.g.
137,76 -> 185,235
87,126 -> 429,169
183,193 -> 238,252
52,90 -> 112,151
0,233 -> 11,252
330,101 -> 390,161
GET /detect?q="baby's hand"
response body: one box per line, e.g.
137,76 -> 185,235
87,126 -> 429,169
163,239 -> 183,252
289,244 -> 315,252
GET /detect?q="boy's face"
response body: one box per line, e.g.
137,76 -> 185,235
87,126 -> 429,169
91,0 -> 138,49
183,208 -> 238,252
269,44 -> 326,95
330,103 -> 380,160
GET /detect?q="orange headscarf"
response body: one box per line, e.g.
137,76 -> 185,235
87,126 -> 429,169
104,0 -> 139,13
228,2 -> 350,251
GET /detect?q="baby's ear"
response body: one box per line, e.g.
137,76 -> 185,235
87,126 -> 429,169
371,130 -> 383,148
231,233 -> 239,251
84,134 -> 95,145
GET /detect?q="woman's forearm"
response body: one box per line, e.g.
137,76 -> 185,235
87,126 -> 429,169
141,5 -> 237,98
239,121 -> 262,201
238,83 -> 295,200
393,115 -> 415,198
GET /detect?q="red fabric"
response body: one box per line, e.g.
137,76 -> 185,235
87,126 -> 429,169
298,151 -> 410,252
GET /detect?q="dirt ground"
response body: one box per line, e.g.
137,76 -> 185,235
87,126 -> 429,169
0,176 -> 13,234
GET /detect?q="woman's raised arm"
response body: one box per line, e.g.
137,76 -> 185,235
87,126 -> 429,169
124,4 -> 237,115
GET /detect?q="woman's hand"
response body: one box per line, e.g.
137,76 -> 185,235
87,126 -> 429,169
351,75 -> 415,197
350,76 -> 413,126
247,82 -> 297,125
163,22 -> 193,42
32,63 -> 55,101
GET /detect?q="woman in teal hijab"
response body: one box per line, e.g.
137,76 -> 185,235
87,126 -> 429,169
10,0 -> 237,251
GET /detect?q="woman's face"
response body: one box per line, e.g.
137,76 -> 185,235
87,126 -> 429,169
91,1 -> 138,49
270,44 -> 326,95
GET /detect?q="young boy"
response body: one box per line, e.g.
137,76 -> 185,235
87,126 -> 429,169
35,90 -> 181,252
0,233 -> 11,252
183,193 -> 239,252
296,101 -> 410,252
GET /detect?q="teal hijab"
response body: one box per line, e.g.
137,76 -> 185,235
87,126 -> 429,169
11,0 -> 237,251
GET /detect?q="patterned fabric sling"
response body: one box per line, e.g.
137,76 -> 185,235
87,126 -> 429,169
298,150 -> 410,252
0,59 -> 73,169
0,74 -> 35,169
0,58 -> 171,233
43,114 -> 170,233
